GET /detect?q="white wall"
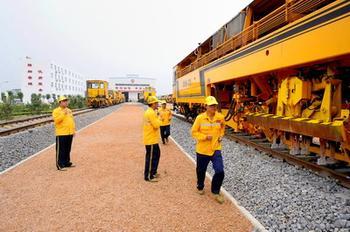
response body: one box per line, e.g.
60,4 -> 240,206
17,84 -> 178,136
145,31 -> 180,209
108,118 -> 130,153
19,57 -> 86,103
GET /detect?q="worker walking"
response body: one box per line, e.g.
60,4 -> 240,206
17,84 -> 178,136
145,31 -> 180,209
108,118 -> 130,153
52,96 -> 76,171
158,100 -> 172,144
143,96 -> 162,182
191,96 -> 226,204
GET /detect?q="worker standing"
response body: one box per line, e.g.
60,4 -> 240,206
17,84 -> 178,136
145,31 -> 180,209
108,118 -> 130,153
52,96 -> 76,171
191,96 -> 225,204
143,96 -> 162,182
158,100 -> 172,144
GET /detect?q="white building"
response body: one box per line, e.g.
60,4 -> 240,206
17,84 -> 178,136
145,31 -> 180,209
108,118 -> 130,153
108,74 -> 156,102
21,57 -> 86,103
49,61 -> 85,99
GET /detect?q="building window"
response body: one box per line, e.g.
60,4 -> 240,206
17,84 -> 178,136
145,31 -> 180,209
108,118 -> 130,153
51,82 -> 54,87
28,70 -> 32,73
28,76 -> 32,79
38,76 -> 43,80
38,70 -> 43,74
39,89 -> 43,92
38,82 -> 42,86
28,82 -> 32,85
27,63 -> 32,67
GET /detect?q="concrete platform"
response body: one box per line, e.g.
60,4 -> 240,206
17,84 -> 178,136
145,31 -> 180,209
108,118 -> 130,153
0,104 -> 254,231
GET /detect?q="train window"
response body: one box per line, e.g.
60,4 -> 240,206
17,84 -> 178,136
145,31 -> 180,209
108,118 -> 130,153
100,83 -> 104,88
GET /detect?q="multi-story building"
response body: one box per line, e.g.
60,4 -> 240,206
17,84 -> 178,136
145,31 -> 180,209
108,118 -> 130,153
21,57 -> 85,103
109,74 -> 156,102
49,61 -> 85,99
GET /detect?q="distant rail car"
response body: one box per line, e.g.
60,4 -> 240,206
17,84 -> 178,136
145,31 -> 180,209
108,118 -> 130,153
87,80 -> 124,108
139,86 -> 156,104
159,94 -> 174,103
108,90 -> 125,105
174,0 -> 350,165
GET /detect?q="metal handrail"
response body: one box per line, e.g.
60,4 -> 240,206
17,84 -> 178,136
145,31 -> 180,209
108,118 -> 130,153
177,0 -> 332,78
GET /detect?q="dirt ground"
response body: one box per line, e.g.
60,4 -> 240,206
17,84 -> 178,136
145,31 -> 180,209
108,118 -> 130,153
0,104 -> 253,231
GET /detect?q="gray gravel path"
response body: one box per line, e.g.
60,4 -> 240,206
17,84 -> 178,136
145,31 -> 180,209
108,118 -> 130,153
0,104 -> 123,172
171,117 -> 350,232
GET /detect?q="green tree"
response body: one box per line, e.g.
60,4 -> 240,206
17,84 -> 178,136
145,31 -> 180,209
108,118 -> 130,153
46,94 -> 51,101
17,91 -> 24,103
7,91 -> 14,104
1,92 -> 6,102
30,93 -> 43,114
0,102 -> 13,120
52,93 -> 56,101
77,95 -> 86,108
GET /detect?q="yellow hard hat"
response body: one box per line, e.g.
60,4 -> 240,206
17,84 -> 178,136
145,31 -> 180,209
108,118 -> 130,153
147,96 -> 159,104
205,96 -> 218,106
58,96 -> 68,102
160,100 -> 167,104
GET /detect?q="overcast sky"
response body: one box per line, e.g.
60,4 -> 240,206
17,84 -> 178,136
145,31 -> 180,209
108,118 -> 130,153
0,0 -> 252,95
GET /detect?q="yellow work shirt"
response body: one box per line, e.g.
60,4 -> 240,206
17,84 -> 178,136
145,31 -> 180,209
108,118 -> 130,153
191,112 -> 225,156
52,107 -> 76,136
143,107 -> 161,145
159,108 -> 172,126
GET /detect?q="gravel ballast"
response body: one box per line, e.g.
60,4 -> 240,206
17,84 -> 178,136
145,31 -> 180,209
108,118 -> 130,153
171,117 -> 350,232
0,104 -> 122,172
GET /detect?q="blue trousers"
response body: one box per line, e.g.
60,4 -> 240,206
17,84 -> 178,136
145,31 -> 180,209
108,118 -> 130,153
160,125 -> 170,144
144,144 -> 160,180
196,150 -> 224,194
56,135 -> 73,170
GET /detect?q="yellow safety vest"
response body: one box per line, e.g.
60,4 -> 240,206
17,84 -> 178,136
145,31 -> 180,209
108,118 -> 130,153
143,107 -> 161,145
52,107 -> 76,136
158,108 -> 172,126
191,112 -> 225,156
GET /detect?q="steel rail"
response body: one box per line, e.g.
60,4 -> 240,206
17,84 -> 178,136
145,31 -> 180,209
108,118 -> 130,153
0,108 -> 89,127
0,108 -> 94,137
172,112 -> 350,189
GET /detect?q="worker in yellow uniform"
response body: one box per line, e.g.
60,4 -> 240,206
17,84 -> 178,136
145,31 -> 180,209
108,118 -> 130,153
158,100 -> 172,144
143,96 -> 162,182
191,96 -> 225,204
52,96 -> 76,171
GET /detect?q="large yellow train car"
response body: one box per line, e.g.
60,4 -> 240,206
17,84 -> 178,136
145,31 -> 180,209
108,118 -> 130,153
140,86 -> 156,104
174,0 -> 350,165
108,90 -> 125,105
87,80 -> 125,107
86,80 -> 110,108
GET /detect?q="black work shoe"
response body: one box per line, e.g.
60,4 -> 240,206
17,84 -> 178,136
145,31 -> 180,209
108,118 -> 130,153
145,178 -> 158,182
57,167 -> 68,171
65,163 -> 75,168
154,173 -> 160,178
197,189 -> 205,195
213,194 -> 225,204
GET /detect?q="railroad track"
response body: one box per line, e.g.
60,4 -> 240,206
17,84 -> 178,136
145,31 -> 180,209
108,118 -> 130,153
172,112 -> 350,189
0,108 -> 94,137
